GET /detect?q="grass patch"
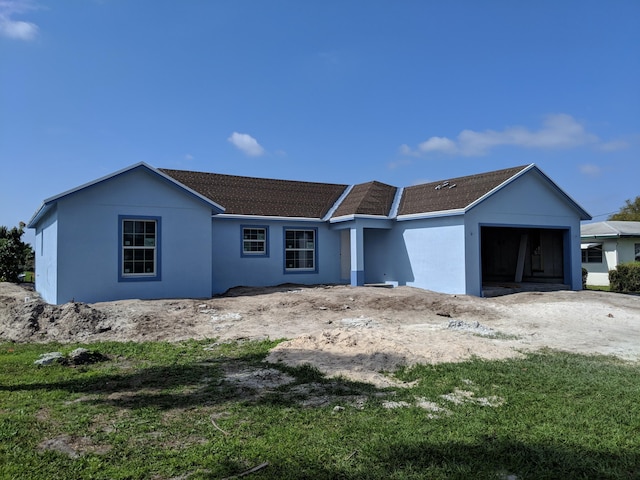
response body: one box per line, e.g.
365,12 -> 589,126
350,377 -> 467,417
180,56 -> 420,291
586,285 -> 611,292
1,341 -> 639,479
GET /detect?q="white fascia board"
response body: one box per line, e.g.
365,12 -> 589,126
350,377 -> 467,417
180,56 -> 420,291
329,214 -> 391,223
580,234 -> 619,240
215,214 -> 324,223
322,185 -> 353,221
396,209 -> 465,222
389,187 -> 404,218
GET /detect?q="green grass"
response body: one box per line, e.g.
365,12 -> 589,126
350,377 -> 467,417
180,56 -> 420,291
586,285 -> 611,292
1,340 -> 639,479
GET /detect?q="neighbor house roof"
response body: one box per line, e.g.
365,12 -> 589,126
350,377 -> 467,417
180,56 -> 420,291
581,221 -> 640,239
160,168 -> 348,218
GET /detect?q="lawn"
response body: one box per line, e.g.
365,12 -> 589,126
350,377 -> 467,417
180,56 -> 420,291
1,340 -> 639,479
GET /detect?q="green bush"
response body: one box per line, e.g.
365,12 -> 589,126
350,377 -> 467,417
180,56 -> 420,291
609,262 -> 640,293
582,267 -> 588,289
0,223 -> 34,283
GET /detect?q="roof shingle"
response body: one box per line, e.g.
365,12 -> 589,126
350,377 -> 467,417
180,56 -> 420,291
331,181 -> 398,218
160,169 -> 348,218
397,165 -> 529,216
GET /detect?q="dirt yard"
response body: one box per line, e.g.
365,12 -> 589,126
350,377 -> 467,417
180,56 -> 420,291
1,282 -> 639,386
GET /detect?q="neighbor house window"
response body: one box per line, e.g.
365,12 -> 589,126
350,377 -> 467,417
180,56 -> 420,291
581,244 -> 602,263
242,226 -> 268,256
284,228 -> 316,272
635,243 -> 640,262
119,216 -> 161,281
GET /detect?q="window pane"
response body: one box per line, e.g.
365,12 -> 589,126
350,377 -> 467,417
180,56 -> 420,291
122,219 -> 157,277
284,229 -> 315,270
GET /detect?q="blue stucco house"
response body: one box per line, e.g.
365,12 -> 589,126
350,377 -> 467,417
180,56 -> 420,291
28,163 -> 591,304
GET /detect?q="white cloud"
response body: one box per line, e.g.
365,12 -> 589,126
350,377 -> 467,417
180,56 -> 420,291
0,0 -> 39,41
401,114 -> 616,157
184,153 -> 194,161
227,132 -> 265,157
579,164 -> 602,177
418,136 -> 457,154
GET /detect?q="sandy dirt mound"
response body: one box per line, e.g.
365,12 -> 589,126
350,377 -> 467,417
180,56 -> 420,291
1,282 -> 639,386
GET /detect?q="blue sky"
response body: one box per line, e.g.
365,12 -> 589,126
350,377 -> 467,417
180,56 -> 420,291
1,1 -> 639,245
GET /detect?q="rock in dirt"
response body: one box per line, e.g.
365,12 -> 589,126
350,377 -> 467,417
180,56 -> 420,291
34,352 -> 65,366
68,347 -> 108,365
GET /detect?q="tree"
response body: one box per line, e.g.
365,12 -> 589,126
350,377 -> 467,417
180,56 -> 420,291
0,223 -> 34,283
608,196 -> 640,221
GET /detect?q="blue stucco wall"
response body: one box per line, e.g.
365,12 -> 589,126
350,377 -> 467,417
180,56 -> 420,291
464,170 -> 583,296
34,207 -> 58,304
211,217 -> 344,294
356,216 -> 466,293
44,168 -> 214,304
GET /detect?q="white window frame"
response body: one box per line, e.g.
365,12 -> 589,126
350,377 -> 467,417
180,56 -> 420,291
121,218 -> 158,278
284,228 -> 317,272
241,226 -> 268,256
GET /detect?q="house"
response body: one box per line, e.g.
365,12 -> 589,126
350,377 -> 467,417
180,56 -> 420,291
580,221 -> 640,286
28,163 -> 590,304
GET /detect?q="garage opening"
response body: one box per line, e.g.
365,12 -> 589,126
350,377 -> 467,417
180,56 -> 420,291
481,227 -> 569,295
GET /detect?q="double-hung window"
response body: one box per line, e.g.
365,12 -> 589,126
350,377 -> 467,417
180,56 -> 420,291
242,226 -> 268,256
120,217 -> 160,280
284,228 -> 316,272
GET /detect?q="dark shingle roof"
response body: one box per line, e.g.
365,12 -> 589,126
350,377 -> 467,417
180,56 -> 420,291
160,168 -> 348,218
331,181 -> 398,218
398,165 -> 529,216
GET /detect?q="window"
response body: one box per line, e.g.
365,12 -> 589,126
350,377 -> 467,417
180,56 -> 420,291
635,243 -> 640,262
242,226 -> 268,256
120,217 -> 160,280
284,228 -> 316,272
581,244 -> 602,263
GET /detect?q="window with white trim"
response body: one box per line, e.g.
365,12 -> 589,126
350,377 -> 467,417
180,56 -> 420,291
242,227 -> 267,255
285,229 -> 316,271
581,244 -> 602,263
122,219 -> 157,275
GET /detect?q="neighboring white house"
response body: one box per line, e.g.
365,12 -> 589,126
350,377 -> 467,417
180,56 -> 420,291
581,221 -> 640,286
28,163 -> 591,304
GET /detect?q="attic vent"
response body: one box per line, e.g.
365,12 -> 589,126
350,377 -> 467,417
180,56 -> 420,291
435,181 -> 456,191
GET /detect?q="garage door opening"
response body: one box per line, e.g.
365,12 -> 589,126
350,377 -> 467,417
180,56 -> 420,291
481,227 -> 569,295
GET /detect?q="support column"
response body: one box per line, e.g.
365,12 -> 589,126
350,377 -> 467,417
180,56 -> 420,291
350,226 -> 365,286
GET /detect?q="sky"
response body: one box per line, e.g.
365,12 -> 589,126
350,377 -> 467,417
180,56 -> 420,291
1,0 -> 639,245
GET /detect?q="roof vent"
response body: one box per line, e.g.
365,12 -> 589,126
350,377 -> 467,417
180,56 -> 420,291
435,181 -> 455,191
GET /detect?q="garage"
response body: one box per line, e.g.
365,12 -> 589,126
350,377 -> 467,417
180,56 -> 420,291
481,226 -> 568,287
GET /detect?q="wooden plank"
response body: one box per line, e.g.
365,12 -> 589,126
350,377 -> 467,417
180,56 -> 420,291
515,233 -> 528,282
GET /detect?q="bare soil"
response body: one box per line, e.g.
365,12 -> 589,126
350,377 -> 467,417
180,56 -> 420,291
2,282 -> 639,386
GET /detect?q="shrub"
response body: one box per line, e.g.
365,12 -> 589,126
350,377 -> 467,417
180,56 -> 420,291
0,223 -> 34,283
609,262 -> 640,293
582,267 -> 588,289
